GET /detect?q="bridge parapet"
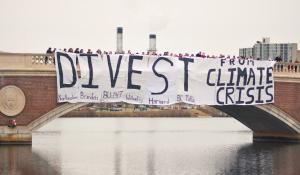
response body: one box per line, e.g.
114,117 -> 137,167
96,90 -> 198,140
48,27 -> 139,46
1,52 -> 300,73
0,53 -> 55,71
0,53 -> 300,75
274,62 -> 300,73
0,53 -> 55,76
31,54 -> 55,65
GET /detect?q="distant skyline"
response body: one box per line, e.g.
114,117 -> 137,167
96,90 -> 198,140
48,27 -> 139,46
0,0 -> 299,56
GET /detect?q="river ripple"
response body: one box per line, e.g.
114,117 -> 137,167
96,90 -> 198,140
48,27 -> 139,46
0,118 -> 299,175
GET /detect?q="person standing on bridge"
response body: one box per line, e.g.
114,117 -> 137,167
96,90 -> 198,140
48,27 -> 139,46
46,47 -> 52,54
68,48 -> 74,53
87,49 -> 93,54
45,47 -> 53,64
74,48 -> 80,53
96,49 -> 102,55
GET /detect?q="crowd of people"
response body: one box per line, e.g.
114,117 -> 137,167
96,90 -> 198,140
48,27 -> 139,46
44,47 -> 300,73
46,47 -> 292,63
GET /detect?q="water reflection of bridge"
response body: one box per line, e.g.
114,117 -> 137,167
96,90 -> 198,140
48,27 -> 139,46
0,53 -> 300,144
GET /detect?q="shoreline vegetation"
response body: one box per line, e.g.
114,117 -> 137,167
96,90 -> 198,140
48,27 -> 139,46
62,105 -> 229,118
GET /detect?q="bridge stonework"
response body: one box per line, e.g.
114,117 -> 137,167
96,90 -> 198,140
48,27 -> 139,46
0,53 -> 300,144
274,82 -> 300,122
0,76 -> 58,126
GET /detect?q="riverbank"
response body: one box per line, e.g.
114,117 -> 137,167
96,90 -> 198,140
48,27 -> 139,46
62,109 -> 211,118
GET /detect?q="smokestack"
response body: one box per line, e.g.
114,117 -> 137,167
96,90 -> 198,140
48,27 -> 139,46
116,27 -> 124,54
148,34 -> 157,54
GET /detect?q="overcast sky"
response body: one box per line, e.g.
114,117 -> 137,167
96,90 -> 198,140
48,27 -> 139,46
0,0 -> 299,55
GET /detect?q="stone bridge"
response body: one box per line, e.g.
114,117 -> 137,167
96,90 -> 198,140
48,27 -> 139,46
0,53 -> 300,144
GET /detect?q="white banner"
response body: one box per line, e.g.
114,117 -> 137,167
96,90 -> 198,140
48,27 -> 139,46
78,53 -> 102,103
55,52 -> 275,105
55,52 -> 79,103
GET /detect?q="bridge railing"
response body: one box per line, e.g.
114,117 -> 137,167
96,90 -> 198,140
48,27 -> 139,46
1,52 -> 300,74
31,54 -> 55,65
0,53 -> 55,71
273,62 -> 300,73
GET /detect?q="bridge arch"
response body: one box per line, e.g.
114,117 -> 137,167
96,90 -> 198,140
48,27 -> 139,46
26,102 -> 300,142
0,53 -> 300,143
214,104 -> 300,141
27,103 -> 88,131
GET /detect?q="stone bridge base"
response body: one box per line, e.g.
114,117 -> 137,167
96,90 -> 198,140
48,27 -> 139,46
0,133 -> 32,144
0,127 -> 32,144
1,127 -> 300,145
253,132 -> 300,143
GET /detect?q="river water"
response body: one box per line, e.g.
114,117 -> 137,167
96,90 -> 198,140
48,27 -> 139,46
0,118 -> 299,175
